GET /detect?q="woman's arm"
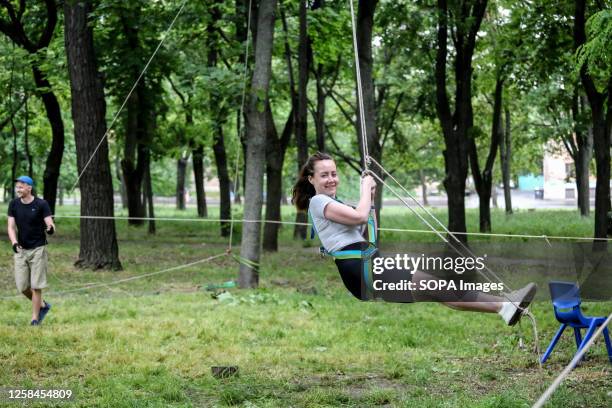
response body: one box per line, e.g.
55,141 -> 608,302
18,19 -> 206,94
324,176 -> 376,225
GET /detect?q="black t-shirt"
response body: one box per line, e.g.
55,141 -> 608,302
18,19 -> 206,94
8,197 -> 52,249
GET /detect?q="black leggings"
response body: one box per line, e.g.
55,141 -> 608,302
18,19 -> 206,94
334,242 -> 414,303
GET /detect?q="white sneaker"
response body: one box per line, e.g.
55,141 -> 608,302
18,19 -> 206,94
499,283 -> 537,326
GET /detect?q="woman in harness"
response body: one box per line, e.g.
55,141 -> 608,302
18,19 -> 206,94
292,152 -> 536,326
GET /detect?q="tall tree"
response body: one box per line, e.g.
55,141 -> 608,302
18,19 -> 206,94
176,152 -> 188,210
469,71 -> 503,232
117,5 -> 148,225
434,0 -> 487,242
64,0 -> 121,270
0,0 -> 64,214
355,0 -> 382,212
499,106 -> 512,214
263,104 -> 293,251
207,0 -> 232,235
575,0 -> 611,242
293,0 -> 310,239
192,145 -> 208,217
238,0 -> 278,288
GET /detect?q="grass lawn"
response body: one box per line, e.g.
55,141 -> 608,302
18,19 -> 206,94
0,204 -> 610,407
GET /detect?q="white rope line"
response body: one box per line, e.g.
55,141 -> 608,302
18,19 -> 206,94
228,0 -> 254,252
2,213 -> 606,241
348,0 -> 369,170
0,252 -> 228,300
521,310 -> 542,369
532,313 -> 612,408
378,227 -> 612,242
44,214 -> 311,226
70,0 -> 189,192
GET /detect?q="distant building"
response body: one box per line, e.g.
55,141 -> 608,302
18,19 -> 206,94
542,141 -> 595,200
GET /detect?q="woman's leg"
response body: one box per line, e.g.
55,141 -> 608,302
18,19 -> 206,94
411,269 -> 503,313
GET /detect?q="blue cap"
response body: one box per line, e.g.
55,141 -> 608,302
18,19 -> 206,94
15,176 -> 34,186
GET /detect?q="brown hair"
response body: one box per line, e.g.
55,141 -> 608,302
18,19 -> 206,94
292,152 -> 334,211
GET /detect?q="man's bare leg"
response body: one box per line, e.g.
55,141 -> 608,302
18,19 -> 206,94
31,289 -> 42,321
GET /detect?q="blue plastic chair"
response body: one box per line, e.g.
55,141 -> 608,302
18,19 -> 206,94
541,281 -> 612,364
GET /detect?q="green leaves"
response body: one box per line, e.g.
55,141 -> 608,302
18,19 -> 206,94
576,10 -> 612,91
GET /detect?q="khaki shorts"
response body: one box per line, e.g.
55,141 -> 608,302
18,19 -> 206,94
14,245 -> 48,292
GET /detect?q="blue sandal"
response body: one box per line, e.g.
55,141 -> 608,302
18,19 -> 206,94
39,301 -> 52,323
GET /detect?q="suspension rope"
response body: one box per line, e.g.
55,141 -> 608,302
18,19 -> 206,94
366,162 -> 511,292
228,0 -> 254,253
348,0 -> 369,171
532,313 -> 612,408
0,252 -> 228,299
70,0 -> 189,192
366,159 -> 542,364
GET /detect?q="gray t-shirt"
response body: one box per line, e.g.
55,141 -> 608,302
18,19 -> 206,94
308,194 -> 365,253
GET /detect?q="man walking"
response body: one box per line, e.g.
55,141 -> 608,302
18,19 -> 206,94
7,176 -> 55,326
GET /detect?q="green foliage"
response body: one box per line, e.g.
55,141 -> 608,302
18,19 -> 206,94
0,0 -> 603,214
576,9 -> 612,90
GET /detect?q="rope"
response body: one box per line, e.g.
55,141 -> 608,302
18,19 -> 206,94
378,227 -> 612,242
0,252 -> 228,299
40,214 -> 311,226
2,214 -> 606,241
366,164 -> 512,291
70,0 -> 189,192
522,309 -> 542,369
228,0 -> 254,253
348,0 -> 369,171
365,156 -> 545,365
532,313 -> 612,408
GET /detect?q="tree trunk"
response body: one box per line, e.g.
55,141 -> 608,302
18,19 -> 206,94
120,15 -> 148,226
491,184 -> 498,208
58,182 -> 64,206
192,145 -> 208,218
121,81 -> 147,225
573,95 -> 592,216
213,129 -> 232,236
500,106 -> 512,214
24,95 -> 33,177
33,66 -> 64,216
435,0 -> 487,241
263,104 -> 293,251
115,152 -> 127,209
575,0 -> 611,245
176,154 -> 188,210
144,153 -> 155,234
239,0 -> 277,288
314,65 -> 326,152
263,105 -> 283,252
11,118 -> 17,198
470,74 -> 503,233
209,0 -> 231,236
293,0 -> 309,240
64,0 -> 121,270
356,0 -> 383,222
419,169 -> 428,206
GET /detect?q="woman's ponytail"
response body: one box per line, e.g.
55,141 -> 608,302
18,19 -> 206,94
291,152 -> 334,211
